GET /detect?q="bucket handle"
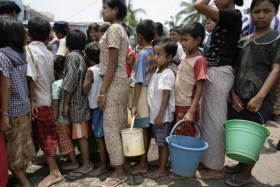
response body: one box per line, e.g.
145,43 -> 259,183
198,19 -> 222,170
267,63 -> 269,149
257,112 -> 265,126
170,119 -> 204,140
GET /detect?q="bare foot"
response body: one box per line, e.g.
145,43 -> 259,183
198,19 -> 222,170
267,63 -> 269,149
74,163 -> 93,174
147,159 -> 160,166
38,173 -> 62,187
195,169 -> 224,180
88,166 -> 108,177
169,172 -> 186,180
127,163 -> 147,175
145,169 -> 167,179
61,162 -> 79,170
32,156 -> 47,165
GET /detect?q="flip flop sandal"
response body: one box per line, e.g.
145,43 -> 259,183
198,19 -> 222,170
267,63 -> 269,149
66,171 -> 88,180
169,172 -> 186,180
225,174 -> 253,187
88,169 -> 109,177
101,177 -> 128,187
195,170 -> 224,180
224,165 -> 241,174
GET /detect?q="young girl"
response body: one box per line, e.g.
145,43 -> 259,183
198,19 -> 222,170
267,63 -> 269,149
226,0 -> 280,186
0,17 -> 36,187
194,0 -> 243,179
171,22 -> 207,180
88,23 -> 100,43
203,17 -> 217,57
61,29 -> 93,179
83,42 -> 108,177
52,56 -> 78,170
146,38 -> 177,179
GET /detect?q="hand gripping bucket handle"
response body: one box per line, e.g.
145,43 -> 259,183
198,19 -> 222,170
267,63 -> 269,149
169,120 -> 204,144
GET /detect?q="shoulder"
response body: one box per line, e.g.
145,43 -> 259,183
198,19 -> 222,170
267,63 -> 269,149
220,9 -> 241,17
52,79 -> 62,87
0,52 -> 10,62
162,68 -> 175,79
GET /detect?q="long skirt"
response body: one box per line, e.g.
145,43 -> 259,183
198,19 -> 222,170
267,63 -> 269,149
0,130 -> 8,187
103,78 -> 129,167
273,77 -> 280,115
200,66 -> 234,170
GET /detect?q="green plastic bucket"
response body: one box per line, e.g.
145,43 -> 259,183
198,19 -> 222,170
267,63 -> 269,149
224,114 -> 270,164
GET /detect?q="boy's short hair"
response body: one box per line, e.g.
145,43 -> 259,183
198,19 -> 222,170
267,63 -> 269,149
99,23 -> 110,33
28,17 -> 51,42
136,19 -> 156,42
156,22 -> 164,37
0,1 -> 21,15
0,17 -> 26,53
66,29 -> 86,51
156,37 -> 178,58
88,22 -> 100,32
54,56 -> 65,73
180,22 -> 205,45
107,0 -> 127,20
169,26 -> 180,34
85,42 -> 100,64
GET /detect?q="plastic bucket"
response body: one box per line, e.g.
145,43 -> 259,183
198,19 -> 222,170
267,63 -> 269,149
121,128 -> 145,157
166,120 -> 208,177
224,113 -> 270,164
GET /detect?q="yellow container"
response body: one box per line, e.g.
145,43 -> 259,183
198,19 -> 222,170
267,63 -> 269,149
121,127 -> 145,157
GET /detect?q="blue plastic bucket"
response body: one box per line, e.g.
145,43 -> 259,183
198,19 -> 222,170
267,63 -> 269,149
166,120 -> 209,177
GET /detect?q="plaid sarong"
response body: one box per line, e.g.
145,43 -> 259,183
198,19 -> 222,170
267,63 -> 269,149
57,124 -> 74,155
152,122 -> 173,146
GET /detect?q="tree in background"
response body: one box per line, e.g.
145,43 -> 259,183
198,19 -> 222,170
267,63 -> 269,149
243,7 -> 251,15
164,14 -> 181,29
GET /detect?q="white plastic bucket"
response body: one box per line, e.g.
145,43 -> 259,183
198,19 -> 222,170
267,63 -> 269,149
121,128 -> 145,156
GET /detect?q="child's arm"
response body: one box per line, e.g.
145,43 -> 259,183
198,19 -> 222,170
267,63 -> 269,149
83,69 -> 94,95
154,90 -> 170,129
62,91 -> 71,118
131,83 -> 142,117
184,80 -> 204,123
194,0 -> 219,21
247,63 -> 280,113
0,72 -> 11,131
171,59 -> 181,66
28,78 -> 38,119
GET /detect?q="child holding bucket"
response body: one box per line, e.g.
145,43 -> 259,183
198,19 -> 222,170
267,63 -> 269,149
170,22 -> 207,180
83,42 -> 109,177
145,38 -> 177,179
226,0 -> 280,186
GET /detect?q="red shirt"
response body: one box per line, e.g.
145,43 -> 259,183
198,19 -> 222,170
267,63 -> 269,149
126,48 -> 137,77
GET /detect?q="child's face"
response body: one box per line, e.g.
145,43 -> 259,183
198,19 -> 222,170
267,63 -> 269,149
55,31 -> 64,39
180,34 -> 201,54
153,45 -> 172,67
251,0 -> 277,29
136,45 -> 143,54
169,31 -> 180,42
205,19 -> 216,33
89,29 -> 99,41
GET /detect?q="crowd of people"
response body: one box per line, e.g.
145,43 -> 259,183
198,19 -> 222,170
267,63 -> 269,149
0,0 -> 280,187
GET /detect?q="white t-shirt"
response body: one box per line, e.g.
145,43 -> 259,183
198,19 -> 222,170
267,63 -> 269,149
56,37 -> 68,56
87,65 -> 103,109
147,68 -> 175,124
26,41 -> 55,107
170,42 -> 186,71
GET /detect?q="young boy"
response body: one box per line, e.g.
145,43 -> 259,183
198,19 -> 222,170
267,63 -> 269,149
147,38 -> 177,179
171,22 -> 207,180
128,19 -> 156,175
61,29 -> 93,179
26,17 -> 62,187
51,56 -> 79,170
83,42 -> 108,177
53,21 -> 69,56
169,26 -> 186,71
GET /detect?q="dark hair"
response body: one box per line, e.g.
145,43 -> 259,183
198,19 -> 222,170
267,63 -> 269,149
28,17 -> 50,42
54,27 -> 69,36
180,22 -> 205,45
0,17 -> 25,52
0,1 -> 21,15
88,23 -> 100,32
85,42 -> 100,63
99,23 -> 110,33
121,22 -> 130,37
54,56 -> 65,73
66,29 -> 86,51
156,37 -> 178,58
106,0 -> 127,20
156,22 -> 164,37
250,0 -> 280,11
170,26 -> 180,34
136,19 -> 156,42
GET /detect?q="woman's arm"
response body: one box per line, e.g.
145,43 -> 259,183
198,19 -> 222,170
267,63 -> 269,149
83,70 -> 94,95
0,72 -> 11,131
247,63 -> 280,112
98,48 -> 119,111
194,0 -> 219,21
